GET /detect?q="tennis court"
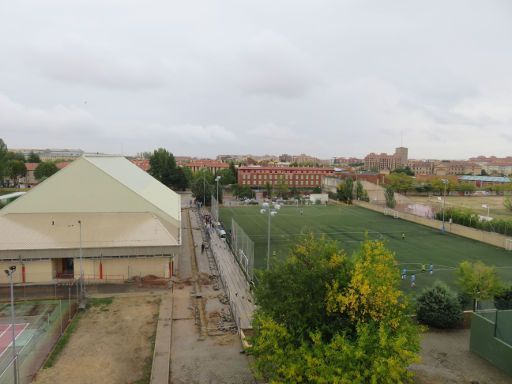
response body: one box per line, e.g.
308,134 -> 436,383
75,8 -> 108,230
0,299 -> 77,384
219,204 -> 512,293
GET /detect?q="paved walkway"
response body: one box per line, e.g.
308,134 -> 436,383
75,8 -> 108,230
195,209 -> 255,330
150,292 -> 173,384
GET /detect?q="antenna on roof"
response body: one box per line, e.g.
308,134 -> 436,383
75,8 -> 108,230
400,131 -> 403,147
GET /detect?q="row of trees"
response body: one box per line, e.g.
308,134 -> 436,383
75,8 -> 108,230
0,139 -> 59,187
251,235 -> 420,383
385,173 -> 481,195
435,207 -> 512,236
147,148 -> 238,204
336,179 -> 369,203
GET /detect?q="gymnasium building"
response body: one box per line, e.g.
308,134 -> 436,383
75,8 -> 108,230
0,155 -> 181,284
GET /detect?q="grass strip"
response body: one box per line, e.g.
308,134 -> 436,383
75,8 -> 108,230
44,312 -> 81,368
134,298 -> 161,384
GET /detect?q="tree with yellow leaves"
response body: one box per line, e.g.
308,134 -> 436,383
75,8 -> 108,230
250,235 -> 420,383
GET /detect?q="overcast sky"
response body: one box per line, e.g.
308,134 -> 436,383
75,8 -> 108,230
1,1 -> 511,159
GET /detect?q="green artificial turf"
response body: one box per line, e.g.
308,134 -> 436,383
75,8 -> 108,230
219,204 -> 512,294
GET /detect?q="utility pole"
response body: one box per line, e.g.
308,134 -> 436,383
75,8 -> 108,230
5,266 -> 18,384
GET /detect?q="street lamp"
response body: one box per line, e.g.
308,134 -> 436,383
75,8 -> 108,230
78,220 -> 85,309
215,175 -> 221,203
202,172 -> 206,209
4,265 -> 18,384
482,204 -> 490,218
441,179 -> 448,232
260,202 -> 280,270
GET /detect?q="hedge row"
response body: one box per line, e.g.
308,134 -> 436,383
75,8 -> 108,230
436,207 -> 512,236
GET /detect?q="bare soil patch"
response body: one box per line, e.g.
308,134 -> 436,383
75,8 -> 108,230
412,329 -> 511,384
32,294 -> 160,384
409,195 -> 512,220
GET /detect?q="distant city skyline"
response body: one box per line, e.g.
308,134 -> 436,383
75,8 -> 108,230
1,1 -> 511,159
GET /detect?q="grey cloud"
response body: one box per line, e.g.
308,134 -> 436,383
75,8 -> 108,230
0,94 -> 100,135
1,0 -> 512,159
32,40 -> 165,91
235,30 -> 319,98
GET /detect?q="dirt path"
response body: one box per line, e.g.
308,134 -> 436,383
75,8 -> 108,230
412,329 -> 512,384
32,294 -> 160,384
170,206 -> 254,384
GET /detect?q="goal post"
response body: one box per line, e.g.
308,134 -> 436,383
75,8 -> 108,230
505,239 -> 512,251
383,208 -> 399,219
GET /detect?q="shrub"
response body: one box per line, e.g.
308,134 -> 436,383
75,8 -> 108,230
494,286 -> 512,310
416,281 -> 463,328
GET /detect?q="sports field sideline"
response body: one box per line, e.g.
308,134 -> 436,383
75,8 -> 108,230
219,204 -> 512,293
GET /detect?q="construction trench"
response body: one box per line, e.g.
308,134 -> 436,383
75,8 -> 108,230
150,201 -> 254,384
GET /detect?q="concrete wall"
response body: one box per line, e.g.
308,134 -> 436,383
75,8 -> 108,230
353,201 -> 511,249
0,256 -> 172,284
74,256 -> 172,281
470,312 -> 512,376
0,260 -> 53,284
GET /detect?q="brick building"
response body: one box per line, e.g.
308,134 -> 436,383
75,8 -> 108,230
407,160 -> 435,175
237,166 -> 335,188
364,147 -> 408,171
185,160 -> 229,174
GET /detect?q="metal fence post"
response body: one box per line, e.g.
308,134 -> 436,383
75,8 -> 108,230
59,300 -> 63,335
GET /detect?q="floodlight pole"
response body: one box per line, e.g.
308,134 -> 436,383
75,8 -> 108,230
261,205 -> 277,271
441,179 -> 448,232
78,220 -> 84,307
203,173 -> 206,208
267,210 -> 271,271
215,176 -> 221,203
6,267 -> 18,384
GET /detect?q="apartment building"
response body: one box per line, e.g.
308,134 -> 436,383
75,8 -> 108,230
364,147 -> 408,171
237,166 -> 335,188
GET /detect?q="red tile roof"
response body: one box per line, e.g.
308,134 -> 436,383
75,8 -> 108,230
25,162 -> 70,171
186,160 -> 229,168
130,159 -> 150,172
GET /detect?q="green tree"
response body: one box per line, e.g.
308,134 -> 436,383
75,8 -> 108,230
0,139 -> 7,185
494,285 -> 512,310
385,186 -> 396,208
504,197 -> 512,212
232,184 -> 255,199
336,183 -> 345,201
218,167 -> 236,186
265,182 -> 272,198
173,168 -> 189,191
251,236 -> 420,383
5,151 -> 25,162
191,169 -> 214,205
6,160 -> 27,187
275,176 -> 289,198
149,148 -> 177,187
458,261 -> 502,311
431,178 -> 454,195
355,180 -> 364,200
27,151 -> 41,163
391,166 -> 414,176
456,182 -> 476,194
344,177 -> 354,203
416,281 -> 462,328
34,161 -> 58,180
386,173 -> 414,194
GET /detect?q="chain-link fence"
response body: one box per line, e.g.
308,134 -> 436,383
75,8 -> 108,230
229,218 -> 255,282
0,281 -> 79,384
211,194 -> 219,223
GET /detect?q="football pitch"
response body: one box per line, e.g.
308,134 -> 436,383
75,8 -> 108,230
219,204 -> 512,293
